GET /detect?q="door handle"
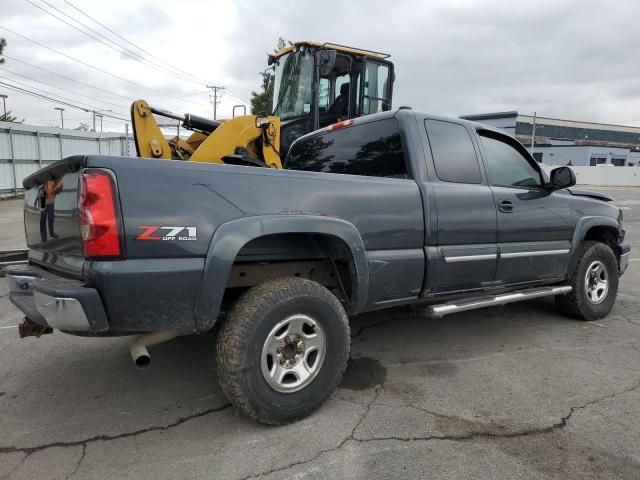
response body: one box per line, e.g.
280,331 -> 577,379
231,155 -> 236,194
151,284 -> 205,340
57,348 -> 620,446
498,200 -> 513,213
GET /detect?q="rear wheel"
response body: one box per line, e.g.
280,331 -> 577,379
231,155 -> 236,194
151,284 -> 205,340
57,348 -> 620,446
216,277 -> 350,425
556,241 -> 619,320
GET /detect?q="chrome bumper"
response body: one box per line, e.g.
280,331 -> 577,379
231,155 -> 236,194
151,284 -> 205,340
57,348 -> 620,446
7,265 -> 108,332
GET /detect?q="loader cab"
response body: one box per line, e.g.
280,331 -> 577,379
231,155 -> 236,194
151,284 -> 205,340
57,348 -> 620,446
269,41 -> 394,155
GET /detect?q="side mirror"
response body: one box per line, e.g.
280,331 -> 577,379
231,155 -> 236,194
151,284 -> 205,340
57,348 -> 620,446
549,166 -> 576,190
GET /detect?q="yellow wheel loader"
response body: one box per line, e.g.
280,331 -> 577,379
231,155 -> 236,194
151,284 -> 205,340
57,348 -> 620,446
131,41 -> 395,168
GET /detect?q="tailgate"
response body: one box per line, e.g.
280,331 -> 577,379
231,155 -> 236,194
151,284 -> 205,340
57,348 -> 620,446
22,156 -> 86,278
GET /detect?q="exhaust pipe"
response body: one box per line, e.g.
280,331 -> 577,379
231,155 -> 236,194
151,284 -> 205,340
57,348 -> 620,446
130,330 -> 184,368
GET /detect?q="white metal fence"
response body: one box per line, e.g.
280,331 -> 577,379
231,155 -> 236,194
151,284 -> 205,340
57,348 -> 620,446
0,121 -> 135,196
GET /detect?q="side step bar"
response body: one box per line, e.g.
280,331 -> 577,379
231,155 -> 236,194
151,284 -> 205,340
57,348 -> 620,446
429,285 -> 572,317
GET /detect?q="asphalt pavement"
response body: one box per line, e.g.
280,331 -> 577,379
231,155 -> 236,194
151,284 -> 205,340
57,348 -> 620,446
0,187 -> 639,479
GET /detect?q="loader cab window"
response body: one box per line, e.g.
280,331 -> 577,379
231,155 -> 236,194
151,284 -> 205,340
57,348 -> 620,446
319,54 -> 353,127
362,61 -> 391,115
272,50 -> 314,120
285,118 -> 408,178
318,78 -> 331,112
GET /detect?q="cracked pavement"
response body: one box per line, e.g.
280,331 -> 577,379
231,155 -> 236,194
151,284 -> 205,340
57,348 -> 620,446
1,186 -> 639,479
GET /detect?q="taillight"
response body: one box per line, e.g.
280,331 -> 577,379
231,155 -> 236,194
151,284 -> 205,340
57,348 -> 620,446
78,170 -> 121,257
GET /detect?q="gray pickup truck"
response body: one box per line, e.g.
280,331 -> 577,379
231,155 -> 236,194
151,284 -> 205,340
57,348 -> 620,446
8,109 -> 630,424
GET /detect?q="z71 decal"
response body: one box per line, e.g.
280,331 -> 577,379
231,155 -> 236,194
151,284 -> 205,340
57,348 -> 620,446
136,226 -> 198,241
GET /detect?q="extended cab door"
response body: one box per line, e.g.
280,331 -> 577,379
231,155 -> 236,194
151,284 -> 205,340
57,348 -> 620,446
421,119 -> 498,294
476,130 -> 573,285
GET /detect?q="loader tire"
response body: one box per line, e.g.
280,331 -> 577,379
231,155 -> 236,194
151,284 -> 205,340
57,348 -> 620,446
216,277 -> 350,425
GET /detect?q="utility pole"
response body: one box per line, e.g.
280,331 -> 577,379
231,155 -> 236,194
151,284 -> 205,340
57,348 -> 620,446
93,109 -> 112,132
0,94 -> 7,117
530,111 -> 537,153
54,107 -> 65,129
207,84 -> 225,120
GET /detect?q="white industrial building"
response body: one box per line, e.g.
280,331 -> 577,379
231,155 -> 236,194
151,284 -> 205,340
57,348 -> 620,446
461,111 -> 640,167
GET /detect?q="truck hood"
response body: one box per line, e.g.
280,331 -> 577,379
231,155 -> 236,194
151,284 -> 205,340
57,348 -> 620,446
567,188 -> 614,202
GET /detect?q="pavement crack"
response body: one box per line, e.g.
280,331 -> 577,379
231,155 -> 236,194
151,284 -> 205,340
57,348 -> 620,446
65,444 -> 86,480
0,403 -> 231,455
242,387 -> 383,480
622,314 -> 640,328
362,376 -> 640,445
351,307 -> 415,339
0,451 -> 30,480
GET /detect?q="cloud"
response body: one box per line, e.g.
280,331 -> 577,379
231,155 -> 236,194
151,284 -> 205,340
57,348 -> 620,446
1,0 -> 639,131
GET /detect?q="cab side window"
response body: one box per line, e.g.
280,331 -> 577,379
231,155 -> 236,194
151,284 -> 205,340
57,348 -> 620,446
480,134 -> 542,188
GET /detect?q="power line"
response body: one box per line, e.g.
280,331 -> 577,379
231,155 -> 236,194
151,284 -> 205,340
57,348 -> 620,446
63,0 -> 216,86
26,0 -> 212,87
1,67 -> 129,112
0,80 -> 129,122
0,74 -> 106,111
4,55 -> 136,102
0,25 -> 211,108
0,74 -> 128,116
220,89 -> 249,106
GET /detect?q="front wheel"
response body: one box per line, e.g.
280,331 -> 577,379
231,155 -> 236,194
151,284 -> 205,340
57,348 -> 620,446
556,240 -> 619,320
216,277 -> 350,425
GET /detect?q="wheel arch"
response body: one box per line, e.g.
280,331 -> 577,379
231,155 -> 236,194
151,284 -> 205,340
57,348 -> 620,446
194,215 -> 369,331
569,216 -> 620,272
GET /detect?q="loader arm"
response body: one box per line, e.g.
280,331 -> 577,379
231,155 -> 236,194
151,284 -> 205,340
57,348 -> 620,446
131,100 -> 172,159
131,100 -> 282,168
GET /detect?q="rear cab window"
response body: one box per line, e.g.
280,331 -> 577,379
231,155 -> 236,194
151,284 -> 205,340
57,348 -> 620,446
425,119 -> 482,184
284,118 -> 409,179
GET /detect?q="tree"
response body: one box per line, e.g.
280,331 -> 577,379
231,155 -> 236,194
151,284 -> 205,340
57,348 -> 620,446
0,111 -> 23,123
249,38 -> 288,115
74,122 -> 91,131
250,71 -> 274,115
0,40 -> 24,123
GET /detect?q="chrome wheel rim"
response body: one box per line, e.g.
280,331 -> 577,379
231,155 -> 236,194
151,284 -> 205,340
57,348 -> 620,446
584,260 -> 609,304
261,314 -> 326,393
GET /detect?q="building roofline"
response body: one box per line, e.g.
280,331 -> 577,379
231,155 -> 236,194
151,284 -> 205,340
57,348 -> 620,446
460,111 -> 640,133
516,113 -> 640,132
529,144 -> 632,150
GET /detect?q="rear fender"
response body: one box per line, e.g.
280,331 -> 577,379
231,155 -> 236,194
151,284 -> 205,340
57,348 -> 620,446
194,215 -> 368,331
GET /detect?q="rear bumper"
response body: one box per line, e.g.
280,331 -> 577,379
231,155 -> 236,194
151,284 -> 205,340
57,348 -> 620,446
7,264 -> 108,332
619,242 -> 631,276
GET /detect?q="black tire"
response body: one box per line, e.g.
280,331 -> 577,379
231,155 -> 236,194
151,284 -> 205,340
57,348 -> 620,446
556,240 -> 619,321
216,277 -> 350,425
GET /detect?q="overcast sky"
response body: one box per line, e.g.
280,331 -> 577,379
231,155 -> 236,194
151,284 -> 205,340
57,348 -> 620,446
1,0 -> 639,132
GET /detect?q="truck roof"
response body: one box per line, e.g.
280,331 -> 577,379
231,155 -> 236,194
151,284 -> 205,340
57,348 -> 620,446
289,109 -> 510,146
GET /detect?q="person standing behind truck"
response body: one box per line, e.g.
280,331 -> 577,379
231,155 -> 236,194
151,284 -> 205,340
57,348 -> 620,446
39,178 -> 63,242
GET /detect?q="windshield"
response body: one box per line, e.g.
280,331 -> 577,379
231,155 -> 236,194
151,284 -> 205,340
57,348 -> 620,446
272,51 -> 314,120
